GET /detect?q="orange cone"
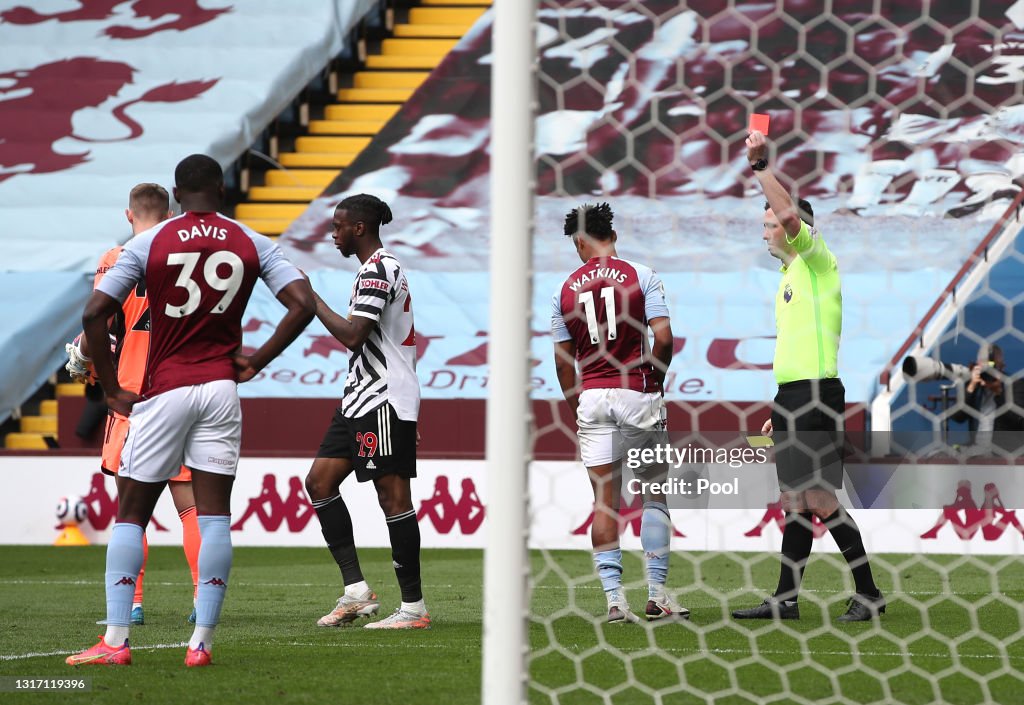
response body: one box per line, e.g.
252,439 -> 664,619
54,525 -> 90,546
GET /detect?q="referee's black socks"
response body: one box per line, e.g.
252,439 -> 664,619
386,509 -> 423,603
824,507 -> 879,597
312,494 -> 365,586
774,512 -> 814,602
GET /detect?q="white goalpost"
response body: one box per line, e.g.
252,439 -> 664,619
483,1 -> 537,704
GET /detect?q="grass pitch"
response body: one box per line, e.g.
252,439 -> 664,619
1,546 -> 1022,704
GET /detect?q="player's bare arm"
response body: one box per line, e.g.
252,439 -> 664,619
554,339 -> 580,421
234,279 -> 315,382
649,316 -> 673,389
312,290 -> 376,349
746,131 -> 801,238
82,290 -> 139,416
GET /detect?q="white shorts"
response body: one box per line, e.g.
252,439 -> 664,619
119,379 -> 242,483
576,388 -> 667,467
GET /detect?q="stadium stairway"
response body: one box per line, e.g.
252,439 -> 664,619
2,0 -> 492,451
3,386 -> 75,450
234,1 -> 491,238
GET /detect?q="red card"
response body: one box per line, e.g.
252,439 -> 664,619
749,113 -> 770,136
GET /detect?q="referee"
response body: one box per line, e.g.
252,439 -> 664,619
731,130 -> 884,622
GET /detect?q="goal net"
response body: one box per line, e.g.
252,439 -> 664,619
489,1 -> 1024,703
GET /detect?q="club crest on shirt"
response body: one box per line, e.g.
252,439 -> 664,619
784,284 -> 793,302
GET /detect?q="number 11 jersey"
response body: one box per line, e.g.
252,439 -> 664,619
95,211 -> 302,397
551,256 -> 669,394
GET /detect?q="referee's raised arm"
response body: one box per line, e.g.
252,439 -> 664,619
746,130 -> 802,237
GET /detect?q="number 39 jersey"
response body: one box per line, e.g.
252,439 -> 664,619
551,256 -> 670,394
95,211 -> 302,397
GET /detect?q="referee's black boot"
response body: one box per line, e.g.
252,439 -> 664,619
732,597 -> 800,620
837,591 -> 886,622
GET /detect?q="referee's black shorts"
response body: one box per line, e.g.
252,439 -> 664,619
771,378 -> 845,493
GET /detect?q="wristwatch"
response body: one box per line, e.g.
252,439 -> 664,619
751,159 -> 768,171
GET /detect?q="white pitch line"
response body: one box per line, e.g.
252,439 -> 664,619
4,641 -> 1018,663
4,579 -> 1012,599
1,642 -> 186,662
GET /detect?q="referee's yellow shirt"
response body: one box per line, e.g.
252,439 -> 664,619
773,220 -> 841,384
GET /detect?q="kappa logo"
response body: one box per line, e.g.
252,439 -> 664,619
231,475 -> 315,533
921,481 -> 1024,542
114,576 -> 136,586
417,477 -> 486,534
204,578 -> 227,587
573,495 -> 685,538
83,472 -> 170,532
744,498 -> 827,539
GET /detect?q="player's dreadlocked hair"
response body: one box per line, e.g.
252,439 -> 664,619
337,193 -> 394,230
764,198 -> 814,226
174,154 -> 223,193
564,202 -> 615,240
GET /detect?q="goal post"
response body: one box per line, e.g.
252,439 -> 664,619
483,1 -> 537,704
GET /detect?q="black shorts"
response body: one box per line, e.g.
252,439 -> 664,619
317,403 -> 417,483
771,378 -> 845,492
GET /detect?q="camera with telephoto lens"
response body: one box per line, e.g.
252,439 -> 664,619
903,345 -> 999,384
902,356 -> 973,383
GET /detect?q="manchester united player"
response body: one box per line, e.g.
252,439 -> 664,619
305,194 -> 427,630
551,202 -> 687,623
67,154 -> 314,667
67,183 -> 201,626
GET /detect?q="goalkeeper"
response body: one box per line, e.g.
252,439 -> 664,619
731,131 -> 884,623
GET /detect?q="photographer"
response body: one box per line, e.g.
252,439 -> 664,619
949,345 -> 1024,456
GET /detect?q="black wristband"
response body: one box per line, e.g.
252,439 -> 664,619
751,159 -> 768,172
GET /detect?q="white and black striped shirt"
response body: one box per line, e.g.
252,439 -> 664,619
341,249 -> 420,421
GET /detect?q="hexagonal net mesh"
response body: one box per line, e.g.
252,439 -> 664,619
523,2 -> 1024,703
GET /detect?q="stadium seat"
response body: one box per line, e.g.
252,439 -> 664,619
246,186 -> 323,202
235,203 -> 308,220
365,55 -> 446,70
394,24 -> 472,38
56,383 -> 84,398
20,415 -> 56,434
308,119 -> 389,136
4,432 -> 50,450
323,104 -> 400,121
421,0 -> 491,5
398,5 -> 485,38
264,170 -> 340,188
294,137 -> 372,153
277,153 -> 360,168
233,218 -> 293,237
336,87 -> 416,102
353,71 -> 429,89
379,39 -> 459,56
408,8 -> 487,24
